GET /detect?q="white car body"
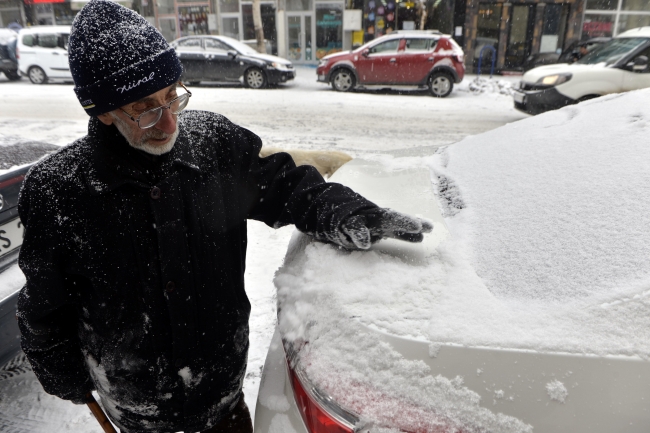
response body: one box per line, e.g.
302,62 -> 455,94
16,26 -> 72,84
514,26 -> 650,114
255,91 -> 650,433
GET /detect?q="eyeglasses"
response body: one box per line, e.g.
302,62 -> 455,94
120,83 -> 192,129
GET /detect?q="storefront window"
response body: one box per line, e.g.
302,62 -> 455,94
316,3 -> 343,59
621,0 -> 650,10
53,4 -> 75,25
474,3 -> 501,66
1,9 -> 21,27
582,14 -> 615,38
34,3 -> 53,25
540,4 -> 568,53
288,16 -> 302,60
179,6 -> 209,36
222,16 -> 240,38
287,0 -> 312,11
365,0 -> 397,42
220,0 -> 240,14
505,4 -> 534,68
159,17 -> 177,42
158,0 -> 175,15
585,0 -> 618,10
305,16 -> 312,60
617,14 -> 650,32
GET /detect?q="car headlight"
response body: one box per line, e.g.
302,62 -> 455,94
269,62 -> 290,71
318,58 -> 329,67
537,73 -> 572,86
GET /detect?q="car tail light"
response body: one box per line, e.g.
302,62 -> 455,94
15,45 -> 19,60
454,54 -> 464,63
284,341 -> 468,433
285,342 -> 359,433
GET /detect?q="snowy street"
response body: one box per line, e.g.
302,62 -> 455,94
0,66 -> 525,432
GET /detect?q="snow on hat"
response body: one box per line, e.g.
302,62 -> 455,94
68,0 -> 182,116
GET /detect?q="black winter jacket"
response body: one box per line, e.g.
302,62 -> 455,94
16,111 -> 376,432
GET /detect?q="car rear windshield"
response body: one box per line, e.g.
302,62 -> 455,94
576,37 -> 649,66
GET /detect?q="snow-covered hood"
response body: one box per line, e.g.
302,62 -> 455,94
521,62 -> 609,83
322,50 -> 351,61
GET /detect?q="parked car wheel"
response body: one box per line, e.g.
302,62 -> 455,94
3,70 -> 21,81
244,67 -> 267,89
331,69 -> 356,92
28,66 -> 47,85
429,72 -> 453,97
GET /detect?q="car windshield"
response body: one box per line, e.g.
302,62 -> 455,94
219,37 -> 259,56
576,37 -> 649,66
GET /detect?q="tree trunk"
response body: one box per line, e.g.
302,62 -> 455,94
419,0 -> 427,30
252,0 -> 266,53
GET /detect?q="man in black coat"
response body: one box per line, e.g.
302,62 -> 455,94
16,1 -> 432,432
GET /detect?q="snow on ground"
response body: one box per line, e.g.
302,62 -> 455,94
0,67 -> 524,157
0,66 -> 523,432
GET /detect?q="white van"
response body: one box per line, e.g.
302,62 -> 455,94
16,26 -> 72,84
513,26 -> 650,115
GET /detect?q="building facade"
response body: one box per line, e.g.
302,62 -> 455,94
462,0 -> 584,72
6,0 -> 649,69
0,0 -> 24,27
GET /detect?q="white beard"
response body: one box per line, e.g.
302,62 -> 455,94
109,112 -> 179,155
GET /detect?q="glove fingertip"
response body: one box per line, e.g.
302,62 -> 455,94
420,219 -> 434,233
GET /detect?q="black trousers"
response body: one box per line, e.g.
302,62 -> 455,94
120,395 -> 253,433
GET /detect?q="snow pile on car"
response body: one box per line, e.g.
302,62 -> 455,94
276,89 -> 650,432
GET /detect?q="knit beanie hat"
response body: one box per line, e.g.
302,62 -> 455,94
68,0 -> 183,116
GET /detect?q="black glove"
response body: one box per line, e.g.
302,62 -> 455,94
336,208 -> 434,250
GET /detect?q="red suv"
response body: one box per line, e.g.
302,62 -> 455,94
316,31 -> 465,97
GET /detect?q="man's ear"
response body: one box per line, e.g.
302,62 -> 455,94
97,112 -> 114,126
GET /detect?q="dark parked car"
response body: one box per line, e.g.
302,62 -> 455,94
0,164 -> 31,368
522,37 -> 611,72
316,30 -> 465,97
0,164 -> 29,273
0,29 -> 20,81
170,35 -> 295,89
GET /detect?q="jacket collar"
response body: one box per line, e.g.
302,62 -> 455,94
83,116 -> 202,194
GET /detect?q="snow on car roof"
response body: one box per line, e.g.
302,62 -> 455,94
276,89 -> 650,432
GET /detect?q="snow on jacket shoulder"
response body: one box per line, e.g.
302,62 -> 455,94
16,110 -> 377,432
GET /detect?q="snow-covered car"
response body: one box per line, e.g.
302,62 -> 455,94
16,26 -> 72,84
316,31 -> 465,97
513,26 -> 650,115
171,35 -> 295,89
254,89 -> 650,433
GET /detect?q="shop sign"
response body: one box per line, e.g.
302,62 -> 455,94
583,21 -> 612,33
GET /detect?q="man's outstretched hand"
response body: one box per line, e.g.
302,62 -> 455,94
336,208 -> 434,250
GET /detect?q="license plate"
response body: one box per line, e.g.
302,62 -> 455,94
513,91 -> 526,104
0,218 -> 24,259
